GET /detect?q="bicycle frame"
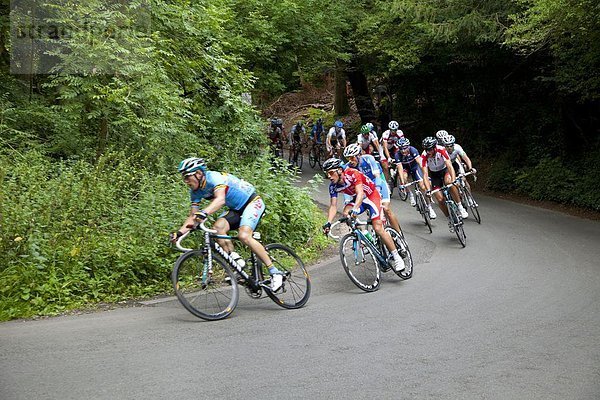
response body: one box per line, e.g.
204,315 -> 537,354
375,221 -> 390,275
176,224 -> 267,293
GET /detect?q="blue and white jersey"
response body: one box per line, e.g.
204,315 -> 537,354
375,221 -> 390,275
345,155 -> 385,187
190,171 -> 255,211
397,146 -> 420,166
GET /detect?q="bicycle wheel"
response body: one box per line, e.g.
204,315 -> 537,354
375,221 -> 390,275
448,204 -> 466,247
297,149 -> 303,169
172,250 -> 239,320
339,233 -> 381,292
309,146 -> 317,168
399,186 -> 408,201
263,244 -> 311,309
462,186 -> 481,224
415,191 -> 433,233
385,227 -> 413,280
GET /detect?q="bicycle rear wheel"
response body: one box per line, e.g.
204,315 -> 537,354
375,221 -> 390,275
339,233 -> 381,292
263,244 -> 311,309
386,227 -> 413,280
172,250 -> 239,320
462,186 -> 481,224
415,191 -> 433,233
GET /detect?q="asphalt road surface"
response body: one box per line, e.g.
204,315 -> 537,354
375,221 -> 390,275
1,162 -> 599,400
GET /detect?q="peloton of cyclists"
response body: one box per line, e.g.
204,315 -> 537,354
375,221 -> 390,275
421,137 -> 469,232
326,120 -> 347,158
321,158 -> 407,273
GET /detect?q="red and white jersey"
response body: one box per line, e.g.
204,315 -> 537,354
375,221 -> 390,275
381,129 -> 404,148
329,168 -> 377,199
421,146 -> 450,172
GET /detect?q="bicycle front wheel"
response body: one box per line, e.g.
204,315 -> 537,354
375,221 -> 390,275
415,191 -> 433,233
339,233 -> 381,292
262,244 -> 311,309
462,186 -> 481,224
449,204 -> 467,247
297,150 -> 303,169
172,250 -> 239,321
309,147 -> 317,168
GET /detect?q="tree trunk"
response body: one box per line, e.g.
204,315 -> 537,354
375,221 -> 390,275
334,60 -> 350,116
347,67 -> 376,123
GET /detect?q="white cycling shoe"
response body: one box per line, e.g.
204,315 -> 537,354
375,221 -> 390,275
428,206 -> 437,219
458,204 -> 469,219
270,274 -> 283,292
393,258 -> 405,272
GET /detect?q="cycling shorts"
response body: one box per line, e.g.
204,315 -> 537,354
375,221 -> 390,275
403,163 -> 424,182
219,194 -> 265,230
429,168 -> 450,190
345,191 -> 382,221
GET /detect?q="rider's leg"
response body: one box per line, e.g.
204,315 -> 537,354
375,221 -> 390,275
213,218 -> 234,253
382,202 -> 401,233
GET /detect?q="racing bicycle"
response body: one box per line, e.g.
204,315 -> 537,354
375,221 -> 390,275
172,222 -> 311,320
329,216 -> 413,292
429,180 -> 467,247
401,180 -> 432,233
457,170 -> 481,224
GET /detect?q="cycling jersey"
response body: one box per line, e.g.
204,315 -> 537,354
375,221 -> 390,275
396,146 -> 420,167
290,125 -> 305,143
421,146 -> 450,172
329,168 -> 382,220
269,126 -> 283,144
190,171 -> 255,211
310,124 -> 324,143
345,155 -> 390,202
445,143 -> 466,162
327,127 -> 346,144
381,129 -> 404,149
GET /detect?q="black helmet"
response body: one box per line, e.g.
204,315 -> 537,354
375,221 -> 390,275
422,137 -> 437,150
322,158 -> 343,172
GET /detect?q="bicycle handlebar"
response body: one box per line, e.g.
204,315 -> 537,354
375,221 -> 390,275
328,216 -> 368,240
429,180 -> 461,196
174,222 -> 217,252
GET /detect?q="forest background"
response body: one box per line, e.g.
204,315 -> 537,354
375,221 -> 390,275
1,0 -> 598,320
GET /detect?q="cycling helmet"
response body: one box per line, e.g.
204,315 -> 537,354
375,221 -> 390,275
322,158 -> 343,172
343,143 -> 361,158
442,135 -> 456,146
366,122 -> 374,131
296,120 -> 303,127
316,118 -> 323,125
388,120 -> 399,130
360,124 -> 370,135
178,157 -> 207,175
334,120 -> 343,128
422,137 -> 437,150
435,130 -> 449,140
397,137 -> 410,149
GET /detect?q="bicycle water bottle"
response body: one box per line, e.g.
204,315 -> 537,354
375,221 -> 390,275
364,231 -> 375,244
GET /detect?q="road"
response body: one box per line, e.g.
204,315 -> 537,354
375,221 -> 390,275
1,162 -> 599,400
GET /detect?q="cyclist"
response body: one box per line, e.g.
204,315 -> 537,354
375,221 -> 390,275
343,143 -> 403,235
420,137 -> 468,232
268,117 -> 286,156
357,124 -> 384,162
381,120 -> 405,164
326,120 -> 347,158
170,157 -> 283,291
321,158 -> 406,273
441,134 -> 477,204
290,120 -> 306,146
289,120 -> 306,163
396,138 -> 436,218
310,118 -> 325,145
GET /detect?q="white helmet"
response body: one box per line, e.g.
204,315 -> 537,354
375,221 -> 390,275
435,130 -> 449,140
388,120 -> 399,130
343,143 -> 361,158
366,122 -> 374,131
